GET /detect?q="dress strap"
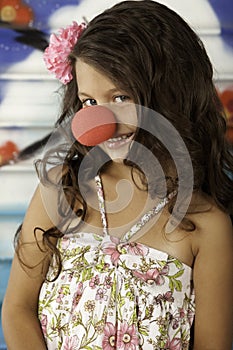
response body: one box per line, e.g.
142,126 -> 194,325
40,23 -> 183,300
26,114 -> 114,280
95,174 -> 108,236
120,190 -> 177,243
95,174 -> 177,241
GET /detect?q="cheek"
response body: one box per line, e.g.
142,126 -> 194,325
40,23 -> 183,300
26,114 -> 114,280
112,104 -> 138,129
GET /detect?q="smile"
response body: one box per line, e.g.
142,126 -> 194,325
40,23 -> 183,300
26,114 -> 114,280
105,133 -> 134,149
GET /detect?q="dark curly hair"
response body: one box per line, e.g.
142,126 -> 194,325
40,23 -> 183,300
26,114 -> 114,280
16,0 -> 233,279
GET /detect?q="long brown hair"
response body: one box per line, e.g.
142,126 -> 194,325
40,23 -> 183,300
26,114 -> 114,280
16,0 -> 233,277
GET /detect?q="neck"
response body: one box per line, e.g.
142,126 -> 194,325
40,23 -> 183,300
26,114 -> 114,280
101,160 -> 147,190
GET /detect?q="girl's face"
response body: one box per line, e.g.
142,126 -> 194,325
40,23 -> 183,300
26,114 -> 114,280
75,59 -> 137,162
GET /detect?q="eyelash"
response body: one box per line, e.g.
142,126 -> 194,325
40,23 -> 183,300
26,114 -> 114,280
113,95 -> 130,103
81,99 -> 96,107
81,95 -> 131,107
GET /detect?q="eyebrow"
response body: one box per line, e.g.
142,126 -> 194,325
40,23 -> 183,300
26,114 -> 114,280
78,92 -> 93,98
78,88 -> 122,98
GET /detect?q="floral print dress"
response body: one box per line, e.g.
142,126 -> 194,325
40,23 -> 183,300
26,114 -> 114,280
38,175 -> 195,350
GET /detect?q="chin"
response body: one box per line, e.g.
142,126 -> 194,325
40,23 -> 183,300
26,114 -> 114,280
99,142 -> 132,163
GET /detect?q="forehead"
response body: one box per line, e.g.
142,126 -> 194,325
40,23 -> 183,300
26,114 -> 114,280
75,59 -> 117,93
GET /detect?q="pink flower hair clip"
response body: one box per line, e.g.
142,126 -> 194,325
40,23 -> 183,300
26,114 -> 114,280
44,21 -> 86,85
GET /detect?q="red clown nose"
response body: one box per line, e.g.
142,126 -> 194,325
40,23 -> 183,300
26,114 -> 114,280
71,105 -> 117,146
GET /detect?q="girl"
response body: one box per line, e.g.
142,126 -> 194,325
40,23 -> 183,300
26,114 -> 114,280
2,1 -> 233,349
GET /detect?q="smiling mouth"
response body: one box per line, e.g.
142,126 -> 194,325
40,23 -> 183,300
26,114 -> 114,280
105,133 -> 135,149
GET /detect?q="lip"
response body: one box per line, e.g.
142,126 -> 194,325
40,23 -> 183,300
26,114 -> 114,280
104,132 -> 135,149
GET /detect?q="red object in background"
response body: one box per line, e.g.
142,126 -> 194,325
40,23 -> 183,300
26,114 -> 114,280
0,140 -> 19,165
218,86 -> 233,144
0,0 -> 34,26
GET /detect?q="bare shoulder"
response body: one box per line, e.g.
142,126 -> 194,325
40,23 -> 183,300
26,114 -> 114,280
21,164 -> 65,242
189,192 -> 232,256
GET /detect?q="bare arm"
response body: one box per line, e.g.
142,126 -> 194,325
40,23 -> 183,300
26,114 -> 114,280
2,255 -> 48,349
192,209 -> 233,350
2,183 -> 59,350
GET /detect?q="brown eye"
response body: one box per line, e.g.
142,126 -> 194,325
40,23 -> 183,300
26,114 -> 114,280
114,95 -> 130,103
82,99 -> 97,107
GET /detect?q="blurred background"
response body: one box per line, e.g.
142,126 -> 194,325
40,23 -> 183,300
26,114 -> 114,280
0,0 -> 232,348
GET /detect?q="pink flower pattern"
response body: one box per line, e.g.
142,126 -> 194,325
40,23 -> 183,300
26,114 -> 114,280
133,264 -> 169,285
117,322 -> 139,350
165,337 -> 182,350
102,236 -> 121,265
89,274 -> 100,288
71,282 -> 83,312
95,287 -> 108,303
103,322 -> 116,350
40,314 -> 47,336
63,335 -> 80,350
126,242 -> 149,256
